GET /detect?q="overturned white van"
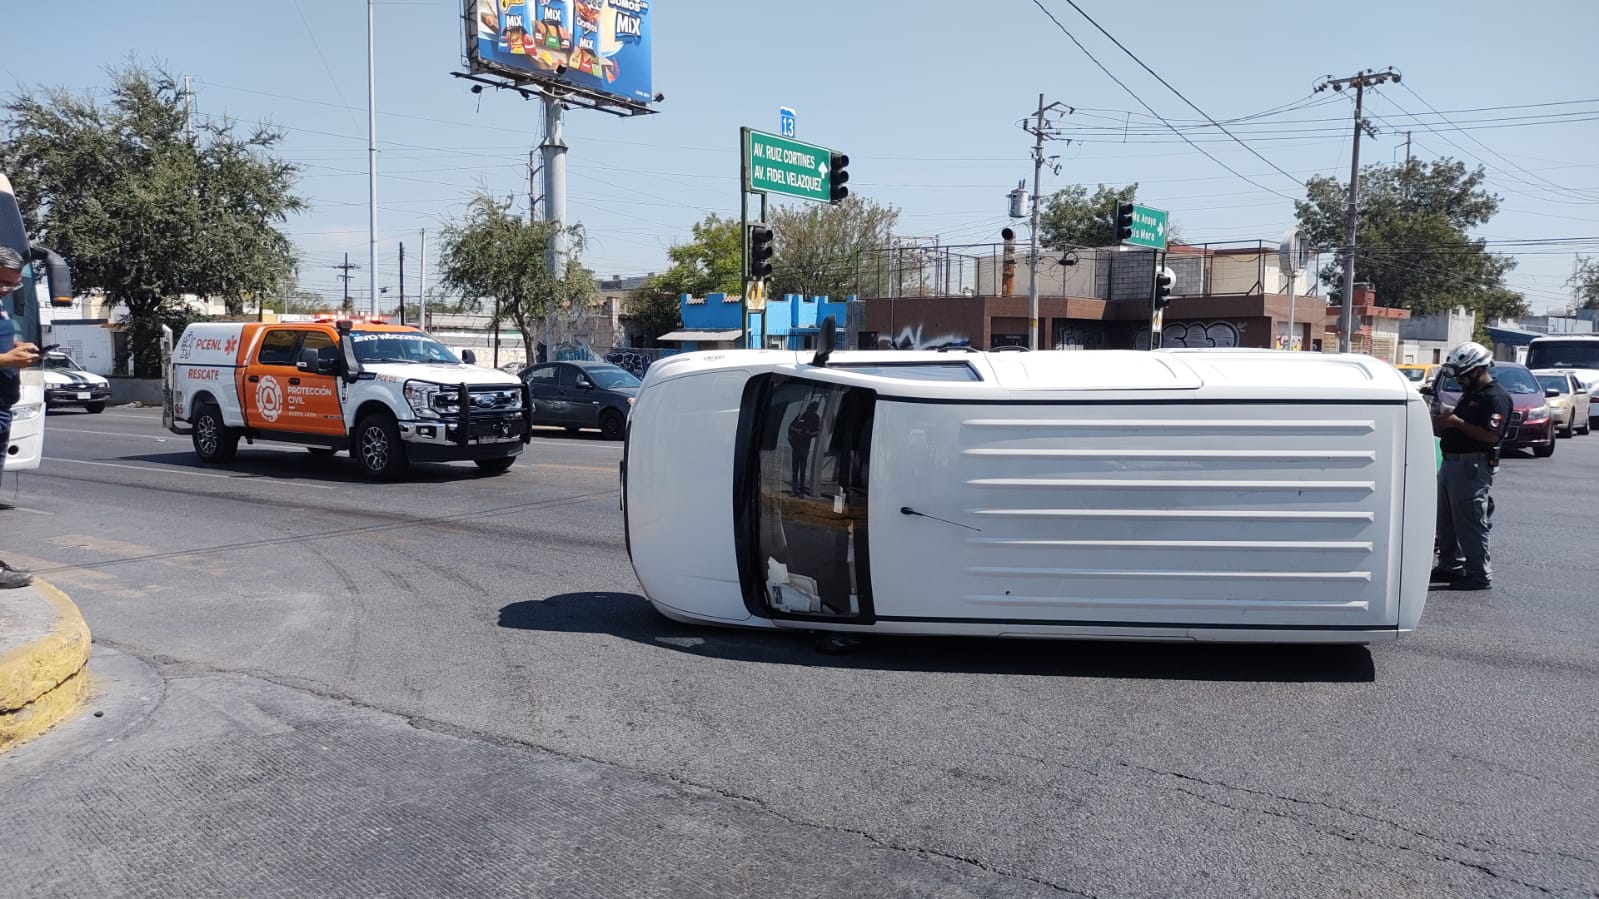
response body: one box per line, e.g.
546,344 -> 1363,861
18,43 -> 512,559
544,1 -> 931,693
623,346 -> 1436,645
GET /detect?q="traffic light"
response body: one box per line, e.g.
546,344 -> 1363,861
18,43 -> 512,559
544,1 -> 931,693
1154,267 -> 1174,310
829,152 -> 850,204
1115,202 -> 1135,242
749,223 -> 775,280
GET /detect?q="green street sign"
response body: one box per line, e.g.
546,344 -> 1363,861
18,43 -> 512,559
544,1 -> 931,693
1122,203 -> 1169,250
744,128 -> 834,204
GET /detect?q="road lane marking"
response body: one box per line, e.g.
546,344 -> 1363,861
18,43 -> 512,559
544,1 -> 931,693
42,457 -> 338,488
45,428 -> 176,441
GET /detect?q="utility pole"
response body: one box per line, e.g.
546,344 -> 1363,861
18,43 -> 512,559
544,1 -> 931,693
1404,131 -> 1413,163
1022,94 -> 1071,350
419,229 -> 428,330
528,150 -> 543,221
541,96 -> 568,361
1315,67 -> 1400,353
398,242 -> 406,325
182,75 -> 195,143
333,254 -> 360,314
366,0 -> 379,317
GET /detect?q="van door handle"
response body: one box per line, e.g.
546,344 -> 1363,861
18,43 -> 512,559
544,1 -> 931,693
247,375 -> 260,383
289,378 -> 301,385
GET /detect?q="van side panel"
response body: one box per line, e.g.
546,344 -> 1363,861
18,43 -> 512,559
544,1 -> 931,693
869,398 -> 1413,633
626,370 -> 755,624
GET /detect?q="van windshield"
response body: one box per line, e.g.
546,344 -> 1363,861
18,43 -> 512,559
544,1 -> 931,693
1526,341 -> 1599,370
349,330 -> 460,365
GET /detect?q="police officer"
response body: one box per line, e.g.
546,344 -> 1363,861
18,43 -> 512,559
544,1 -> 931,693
1431,341 -> 1512,591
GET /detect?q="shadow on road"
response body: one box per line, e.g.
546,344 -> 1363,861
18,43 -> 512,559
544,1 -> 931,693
118,450 -> 509,484
500,593 -> 1377,683
529,427 -> 618,443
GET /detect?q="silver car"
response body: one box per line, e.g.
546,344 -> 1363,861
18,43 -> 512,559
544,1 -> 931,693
1533,369 -> 1592,438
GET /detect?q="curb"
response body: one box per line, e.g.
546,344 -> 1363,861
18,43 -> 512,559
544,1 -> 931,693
0,580 -> 92,749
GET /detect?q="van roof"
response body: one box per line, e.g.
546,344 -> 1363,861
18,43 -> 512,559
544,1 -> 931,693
648,348 -> 1414,402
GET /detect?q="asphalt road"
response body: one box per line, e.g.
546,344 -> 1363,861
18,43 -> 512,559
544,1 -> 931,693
1,406 -> 1595,898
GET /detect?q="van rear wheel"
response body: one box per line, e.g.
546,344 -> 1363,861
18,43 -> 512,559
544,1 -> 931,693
191,404 -> 238,464
355,412 -> 410,481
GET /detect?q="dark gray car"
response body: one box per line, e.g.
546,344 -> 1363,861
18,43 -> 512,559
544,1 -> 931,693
520,360 -> 639,439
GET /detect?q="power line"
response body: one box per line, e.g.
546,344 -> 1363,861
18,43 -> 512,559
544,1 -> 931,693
1050,0 -> 1306,189
1027,0 -> 1298,202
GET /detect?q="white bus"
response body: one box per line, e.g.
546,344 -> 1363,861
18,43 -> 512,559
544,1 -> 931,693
623,340 -> 1436,645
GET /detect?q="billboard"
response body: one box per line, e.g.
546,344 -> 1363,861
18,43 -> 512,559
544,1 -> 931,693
467,0 -> 653,108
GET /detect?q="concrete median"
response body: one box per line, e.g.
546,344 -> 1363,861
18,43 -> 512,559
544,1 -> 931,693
0,580 -> 92,750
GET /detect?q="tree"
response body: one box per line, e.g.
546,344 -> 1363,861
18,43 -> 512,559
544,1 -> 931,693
1570,256 -> 1599,310
627,283 -> 682,347
1038,183 -> 1137,250
1295,158 -> 1527,322
437,192 -> 595,365
768,196 -> 899,300
654,213 -> 743,299
1,63 -> 304,375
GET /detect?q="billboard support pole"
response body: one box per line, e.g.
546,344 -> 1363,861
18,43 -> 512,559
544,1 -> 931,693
367,0 -> 379,317
541,95 -> 568,361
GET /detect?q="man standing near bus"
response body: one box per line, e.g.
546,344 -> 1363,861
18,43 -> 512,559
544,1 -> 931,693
0,247 -> 41,587
1431,341 -> 1511,591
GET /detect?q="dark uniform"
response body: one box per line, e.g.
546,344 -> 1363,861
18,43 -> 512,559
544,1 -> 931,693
1436,378 -> 1513,586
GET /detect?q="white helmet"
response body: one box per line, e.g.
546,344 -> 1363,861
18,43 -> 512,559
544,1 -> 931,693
1442,341 -> 1494,377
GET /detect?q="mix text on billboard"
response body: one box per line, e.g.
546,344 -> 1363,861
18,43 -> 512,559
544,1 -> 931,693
468,0 -> 653,107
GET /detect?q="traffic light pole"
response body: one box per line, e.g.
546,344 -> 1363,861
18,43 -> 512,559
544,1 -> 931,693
1150,250 -> 1166,350
740,132 -> 750,350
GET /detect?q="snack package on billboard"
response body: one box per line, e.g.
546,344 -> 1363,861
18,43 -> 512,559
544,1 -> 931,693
602,57 -> 619,83
478,0 -> 501,35
575,1 -> 599,31
502,1 -> 528,54
538,0 -> 573,51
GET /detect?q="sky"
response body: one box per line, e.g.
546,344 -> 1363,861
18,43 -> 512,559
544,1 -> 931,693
5,0 -> 1599,314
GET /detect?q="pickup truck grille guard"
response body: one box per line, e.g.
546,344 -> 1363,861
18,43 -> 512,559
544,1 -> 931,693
450,383 -> 535,446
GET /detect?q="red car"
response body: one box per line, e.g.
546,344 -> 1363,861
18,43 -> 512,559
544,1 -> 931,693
1429,360 -> 1556,458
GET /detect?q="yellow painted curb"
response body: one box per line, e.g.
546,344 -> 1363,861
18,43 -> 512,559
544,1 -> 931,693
0,666 -> 91,749
0,579 -> 92,714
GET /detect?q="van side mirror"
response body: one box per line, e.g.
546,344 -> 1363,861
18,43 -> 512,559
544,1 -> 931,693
461,349 -> 477,366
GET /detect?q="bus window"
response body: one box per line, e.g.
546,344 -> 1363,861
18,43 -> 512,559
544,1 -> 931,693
1527,338 -> 1599,371
748,376 -> 875,622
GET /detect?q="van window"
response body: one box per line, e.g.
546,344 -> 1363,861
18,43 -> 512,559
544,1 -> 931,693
257,330 -> 299,366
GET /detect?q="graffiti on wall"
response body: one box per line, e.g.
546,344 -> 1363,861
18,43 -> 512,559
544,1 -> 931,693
877,324 -> 971,351
603,348 -> 666,377
1054,325 -> 1108,351
1135,320 -> 1243,350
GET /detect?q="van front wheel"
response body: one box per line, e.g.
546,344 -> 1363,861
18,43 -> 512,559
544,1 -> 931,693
355,413 -> 410,481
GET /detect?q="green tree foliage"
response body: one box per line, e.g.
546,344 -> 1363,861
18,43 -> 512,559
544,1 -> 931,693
1569,256 -> 1599,310
768,196 -> 899,300
437,192 -> 595,364
651,214 -> 743,299
1296,159 -> 1527,322
1,63 -> 303,375
626,284 -> 683,347
1038,183 -> 1138,250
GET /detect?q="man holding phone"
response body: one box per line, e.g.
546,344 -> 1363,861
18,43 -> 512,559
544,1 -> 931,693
0,247 -> 41,585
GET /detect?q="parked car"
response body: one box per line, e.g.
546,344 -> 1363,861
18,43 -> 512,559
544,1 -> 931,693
1533,369 -> 1592,438
1395,363 -> 1439,392
1428,361 -> 1555,457
520,360 -> 639,439
41,350 -> 111,413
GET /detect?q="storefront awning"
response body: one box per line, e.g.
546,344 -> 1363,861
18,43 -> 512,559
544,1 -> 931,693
656,329 -> 743,342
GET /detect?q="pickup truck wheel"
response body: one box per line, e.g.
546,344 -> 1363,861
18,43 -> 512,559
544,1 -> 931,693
355,413 -> 410,481
84,402 -> 106,414
474,457 -> 516,474
599,409 -> 625,441
192,404 -> 239,464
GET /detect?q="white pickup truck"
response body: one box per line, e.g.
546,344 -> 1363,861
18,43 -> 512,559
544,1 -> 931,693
162,318 -> 531,480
